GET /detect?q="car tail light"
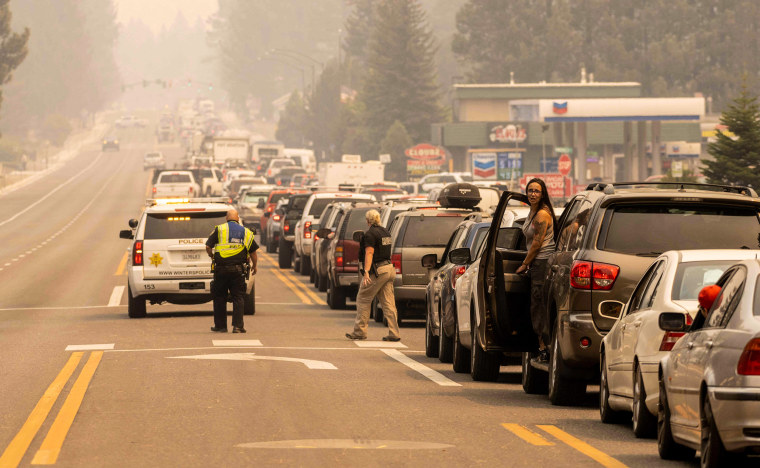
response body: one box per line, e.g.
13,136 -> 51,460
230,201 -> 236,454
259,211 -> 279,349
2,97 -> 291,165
277,180 -> 282,186
392,253 -> 402,274
152,187 -> 156,194
658,314 -> 691,351
335,243 -> 344,268
737,338 -> 760,375
284,224 -> 290,232
273,214 -> 281,222
304,221 -> 311,239
570,261 -> 619,290
133,241 -> 143,266
188,186 -> 193,194
266,204 -> 274,213
451,265 -> 467,288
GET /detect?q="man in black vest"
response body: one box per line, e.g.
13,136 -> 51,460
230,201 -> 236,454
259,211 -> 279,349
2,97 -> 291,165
346,209 -> 400,341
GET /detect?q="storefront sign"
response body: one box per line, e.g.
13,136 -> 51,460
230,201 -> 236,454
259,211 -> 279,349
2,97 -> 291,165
405,143 -> 446,179
489,123 -> 527,143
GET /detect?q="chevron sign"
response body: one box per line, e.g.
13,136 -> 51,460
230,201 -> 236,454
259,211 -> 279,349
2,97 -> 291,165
472,153 -> 496,180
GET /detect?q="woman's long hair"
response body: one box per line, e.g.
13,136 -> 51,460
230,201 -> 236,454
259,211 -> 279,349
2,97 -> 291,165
525,177 -> 557,236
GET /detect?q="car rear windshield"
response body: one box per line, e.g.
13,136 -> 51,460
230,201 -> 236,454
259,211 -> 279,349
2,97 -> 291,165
144,212 -> 227,239
243,192 -> 268,204
402,215 -> 465,247
672,261 -> 736,301
601,204 -> 760,255
269,192 -> 289,204
290,195 -> 311,211
159,173 -> 191,183
342,208 -> 373,238
309,197 -> 369,217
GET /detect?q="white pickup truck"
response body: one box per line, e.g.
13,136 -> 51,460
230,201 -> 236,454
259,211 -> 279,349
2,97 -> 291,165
194,167 -> 224,196
152,171 -> 201,198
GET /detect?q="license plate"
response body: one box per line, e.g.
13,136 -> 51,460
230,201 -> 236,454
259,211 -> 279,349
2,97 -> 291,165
183,253 -> 201,261
179,282 -> 205,290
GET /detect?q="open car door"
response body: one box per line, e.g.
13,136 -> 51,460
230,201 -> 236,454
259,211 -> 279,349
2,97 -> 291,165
475,191 -> 536,352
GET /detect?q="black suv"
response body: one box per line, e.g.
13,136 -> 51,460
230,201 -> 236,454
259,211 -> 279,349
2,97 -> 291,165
277,193 -> 312,268
476,183 -> 760,405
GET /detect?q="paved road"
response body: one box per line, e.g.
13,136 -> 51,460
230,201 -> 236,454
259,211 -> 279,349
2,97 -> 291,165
0,123 -> 703,467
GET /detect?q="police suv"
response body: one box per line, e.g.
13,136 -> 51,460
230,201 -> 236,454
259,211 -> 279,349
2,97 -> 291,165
119,198 -> 255,318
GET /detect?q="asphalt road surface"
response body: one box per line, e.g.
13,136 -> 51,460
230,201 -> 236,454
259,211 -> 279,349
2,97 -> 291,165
0,118 -> 706,467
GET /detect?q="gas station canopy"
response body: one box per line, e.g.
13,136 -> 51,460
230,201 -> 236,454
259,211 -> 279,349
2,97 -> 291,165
538,97 -> 705,122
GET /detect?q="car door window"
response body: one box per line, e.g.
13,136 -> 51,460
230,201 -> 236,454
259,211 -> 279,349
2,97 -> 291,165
556,200 -> 582,251
639,261 -> 666,310
627,261 -> 661,315
706,267 -> 747,328
566,201 -> 593,251
440,226 -> 465,266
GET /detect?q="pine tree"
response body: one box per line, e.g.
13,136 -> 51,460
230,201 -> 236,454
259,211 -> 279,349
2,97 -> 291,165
361,0 -> 443,155
0,0 -> 28,113
703,85 -> 760,188
380,120 -> 413,181
275,91 -> 309,147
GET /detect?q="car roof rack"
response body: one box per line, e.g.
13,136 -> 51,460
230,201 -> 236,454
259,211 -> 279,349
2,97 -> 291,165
585,182 -> 757,197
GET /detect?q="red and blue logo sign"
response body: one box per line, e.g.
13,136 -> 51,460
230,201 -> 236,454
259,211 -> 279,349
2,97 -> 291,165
553,101 -> 568,114
473,158 -> 496,178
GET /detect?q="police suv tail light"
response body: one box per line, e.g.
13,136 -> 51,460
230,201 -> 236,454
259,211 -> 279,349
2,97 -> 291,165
451,265 -> 467,288
392,253 -> 402,274
304,221 -> 311,239
737,338 -> 760,375
133,241 -> 143,266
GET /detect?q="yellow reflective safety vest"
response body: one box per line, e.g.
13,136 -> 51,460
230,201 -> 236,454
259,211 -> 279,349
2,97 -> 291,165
214,221 -> 254,259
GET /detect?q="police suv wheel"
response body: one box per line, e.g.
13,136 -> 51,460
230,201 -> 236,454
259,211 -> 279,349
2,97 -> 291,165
127,284 -> 147,318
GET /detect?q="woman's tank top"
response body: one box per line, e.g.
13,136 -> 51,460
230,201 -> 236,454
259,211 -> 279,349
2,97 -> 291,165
522,207 -> 556,260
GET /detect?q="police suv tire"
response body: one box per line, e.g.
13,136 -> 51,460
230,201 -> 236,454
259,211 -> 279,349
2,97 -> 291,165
548,320 -> 586,406
452,317 -> 470,373
278,239 -> 292,268
470,311 -> 500,382
438,305 -> 453,363
244,284 -> 255,316
521,352 -> 548,394
127,284 -> 147,318
372,298 -> 383,322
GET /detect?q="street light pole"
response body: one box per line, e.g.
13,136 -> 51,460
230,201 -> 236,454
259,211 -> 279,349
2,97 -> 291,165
257,56 -> 306,96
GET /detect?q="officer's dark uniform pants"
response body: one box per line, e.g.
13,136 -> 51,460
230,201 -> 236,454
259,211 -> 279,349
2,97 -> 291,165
212,264 -> 245,329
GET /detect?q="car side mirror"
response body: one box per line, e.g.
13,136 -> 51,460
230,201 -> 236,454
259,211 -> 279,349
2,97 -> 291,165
448,247 -> 471,265
421,253 -> 437,268
658,312 -> 687,332
264,211 -> 271,218
316,228 -> 331,238
128,218 -> 139,228
119,229 -> 134,239
257,199 -> 266,209
598,300 -> 624,320
352,230 -> 364,243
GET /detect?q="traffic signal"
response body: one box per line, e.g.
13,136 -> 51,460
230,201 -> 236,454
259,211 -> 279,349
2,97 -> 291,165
187,79 -> 192,87
208,83 -> 213,91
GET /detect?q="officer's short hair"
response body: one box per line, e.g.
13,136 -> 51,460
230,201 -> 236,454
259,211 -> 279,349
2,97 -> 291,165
365,209 -> 381,226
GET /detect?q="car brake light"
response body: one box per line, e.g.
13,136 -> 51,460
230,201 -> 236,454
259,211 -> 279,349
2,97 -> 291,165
392,253 -> 402,274
273,214 -> 281,222
284,224 -> 290,232
133,241 -> 143,266
737,338 -> 760,375
152,187 -> 156,194
266,205 -> 274,213
451,265 -> 467,288
335,243 -> 343,267
659,331 -> 686,351
570,260 -> 619,290
304,221 -> 311,239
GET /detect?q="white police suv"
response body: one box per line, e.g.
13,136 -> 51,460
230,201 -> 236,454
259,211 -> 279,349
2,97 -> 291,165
119,198 -> 255,318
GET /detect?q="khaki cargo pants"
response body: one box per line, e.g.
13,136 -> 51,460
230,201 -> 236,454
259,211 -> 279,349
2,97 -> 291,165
353,263 -> 400,339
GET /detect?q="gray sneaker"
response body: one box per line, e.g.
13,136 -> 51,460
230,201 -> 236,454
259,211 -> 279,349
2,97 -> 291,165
345,333 -> 367,340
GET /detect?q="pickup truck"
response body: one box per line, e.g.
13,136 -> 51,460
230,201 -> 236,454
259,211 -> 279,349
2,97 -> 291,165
152,171 -> 201,198
193,167 -> 223,196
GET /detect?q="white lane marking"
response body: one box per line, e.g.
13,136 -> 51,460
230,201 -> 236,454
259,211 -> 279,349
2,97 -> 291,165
168,353 -> 337,370
65,344 -> 115,351
354,341 -> 407,349
0,305 -> 126,311
237,439 -> 455,449
3,263 -> 9,266
381,349 -> 461,387
107,286 -> 125,307
0,151 -> 103,228
212,340 -> 262,347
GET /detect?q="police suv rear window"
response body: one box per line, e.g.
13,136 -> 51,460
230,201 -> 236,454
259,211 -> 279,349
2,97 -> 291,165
401,216 -> 464,247
144,212 -> 227,239
159,174 -> 191,183
600,204 -> 760,255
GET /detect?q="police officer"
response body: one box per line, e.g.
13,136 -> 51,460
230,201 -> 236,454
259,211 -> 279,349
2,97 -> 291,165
345,209 -> 400,342
205,209 -> 258,333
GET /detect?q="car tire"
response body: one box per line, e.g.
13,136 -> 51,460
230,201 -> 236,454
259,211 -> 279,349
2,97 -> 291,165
470,311 -> 500,382
373,298 -> 383,323
309,263 -> 316,283
452,317 -> 470,373
278,239 -> 292,268
633,364 -> 657,438
701,395 -> 733,467
300,255 -> 311,276
293,251 -> 301,272
267,237 -> 277,253
244,283 -> 255,316
521,352 -> 548,394
327,280 -> 346,309
204,187 -> 212,197
425,308 -> 439,358
599,353 -> 624,423
127,284 -> 146,318
318,273 -> 328,292
438,305 -> 453,363
658,379 -> 695,460
548,320 -> 586,406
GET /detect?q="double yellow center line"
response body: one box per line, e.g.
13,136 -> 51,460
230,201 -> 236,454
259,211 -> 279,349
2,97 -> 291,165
259,253 -> 326,306
0,352 -> 103,467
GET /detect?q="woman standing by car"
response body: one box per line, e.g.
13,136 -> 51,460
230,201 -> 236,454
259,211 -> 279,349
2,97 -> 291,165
516,178 -> 557,360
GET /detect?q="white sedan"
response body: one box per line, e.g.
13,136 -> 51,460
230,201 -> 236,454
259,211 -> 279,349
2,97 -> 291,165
658,258 -> 760,466
600,249 -> 760,438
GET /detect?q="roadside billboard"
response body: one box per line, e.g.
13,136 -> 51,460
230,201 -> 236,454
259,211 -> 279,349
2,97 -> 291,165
469,149 -> 523,181
406,143 -> 446,180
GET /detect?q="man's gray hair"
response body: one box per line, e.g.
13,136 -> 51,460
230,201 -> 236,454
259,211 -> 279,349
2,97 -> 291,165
365,209 -> 381,226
